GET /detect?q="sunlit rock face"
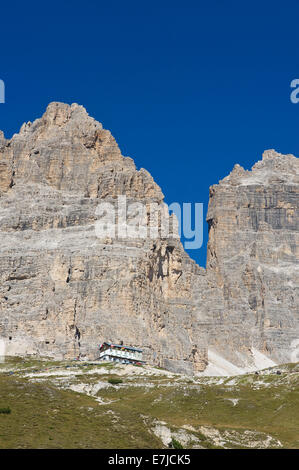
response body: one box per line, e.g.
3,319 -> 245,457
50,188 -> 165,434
203,150 -> 299,368
0,103 -> 298,374
0,102 -> 205,374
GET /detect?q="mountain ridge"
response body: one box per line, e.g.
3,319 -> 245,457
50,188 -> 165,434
0,102 -> 298,375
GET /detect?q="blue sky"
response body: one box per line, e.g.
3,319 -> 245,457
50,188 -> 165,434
0,0 -> 298,266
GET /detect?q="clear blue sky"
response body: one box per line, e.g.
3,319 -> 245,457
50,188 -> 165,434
0,0 -> 298,266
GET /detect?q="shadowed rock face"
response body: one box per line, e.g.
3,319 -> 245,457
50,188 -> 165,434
0,103 -> 298,374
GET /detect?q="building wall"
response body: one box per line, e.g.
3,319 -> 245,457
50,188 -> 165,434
99,347 -> 143,362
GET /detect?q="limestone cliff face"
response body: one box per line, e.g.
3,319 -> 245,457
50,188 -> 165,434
0,103 -> 298,374
0,103 -> 204,374
203,150 -> 299,368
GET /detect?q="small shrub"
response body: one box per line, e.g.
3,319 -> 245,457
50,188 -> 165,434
0,407 -> 11,414
171,437 -> 183,449
108,378 -> 123,385
197,431 -> 207,441
203,440 -> 214,449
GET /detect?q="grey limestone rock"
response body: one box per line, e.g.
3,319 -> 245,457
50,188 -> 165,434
0,104 -> 298,374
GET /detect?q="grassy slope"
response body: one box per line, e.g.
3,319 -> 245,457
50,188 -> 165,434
0,358 -> 298,449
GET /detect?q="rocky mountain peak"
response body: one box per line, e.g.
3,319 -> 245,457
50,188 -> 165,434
0,102 -> 163,199
0,103 -> 298,375
17,102 -> 102,135
218,148 -> 298,188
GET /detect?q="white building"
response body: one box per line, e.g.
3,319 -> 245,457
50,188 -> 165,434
98,342 -> 144,365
